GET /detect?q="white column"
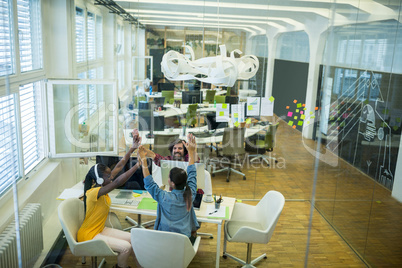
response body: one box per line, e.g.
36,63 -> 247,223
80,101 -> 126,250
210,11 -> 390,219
264,29 -> 281,98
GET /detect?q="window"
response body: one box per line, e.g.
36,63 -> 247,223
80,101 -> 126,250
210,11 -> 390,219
0,94 -> 18,195
19,81 -> 44,173
87,11 -> 95,61
117,60 -> 124,91
17,0 -> 42,72
75,7 -> 85,63
0,0 -> 15,76
96,15 -> 103,59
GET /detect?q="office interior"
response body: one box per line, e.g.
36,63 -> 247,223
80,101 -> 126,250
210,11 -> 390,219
1,0 -> 402,267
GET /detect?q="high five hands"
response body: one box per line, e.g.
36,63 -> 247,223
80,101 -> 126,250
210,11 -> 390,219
131,129 -> 142,150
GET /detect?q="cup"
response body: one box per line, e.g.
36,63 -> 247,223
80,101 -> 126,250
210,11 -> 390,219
215,202 -> 221,210
204,194 -> 213,203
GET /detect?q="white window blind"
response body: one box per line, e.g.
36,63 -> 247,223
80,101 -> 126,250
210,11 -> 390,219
88,69 -> 96,115
0,94 -> 19,195
0,0 -> 15,76
78,72 -> 87,123
87,11 -> 95,61
117,60 -> 124,91
17,0 -> 42,73
96,15 -> 103,59
19,81 -> 43,174
75,7 -> 85,63
117,23 -> 124,55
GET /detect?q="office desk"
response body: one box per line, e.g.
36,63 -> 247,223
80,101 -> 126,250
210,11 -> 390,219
109,190 -> 236,268
124,124 -> 268,147
126,103 -> 216,119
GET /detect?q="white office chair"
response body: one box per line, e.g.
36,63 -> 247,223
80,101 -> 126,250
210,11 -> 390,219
131,228 -> 201,268
223,190 -> 285,268
58,198 -> 118,268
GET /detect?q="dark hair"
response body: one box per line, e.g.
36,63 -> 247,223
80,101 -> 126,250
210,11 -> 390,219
168,139 -> 188,156
83,164 -> 108,213
169,167 -> 192,211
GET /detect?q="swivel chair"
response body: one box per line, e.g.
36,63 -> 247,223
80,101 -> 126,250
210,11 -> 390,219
223,190 -> 285,267
204,90 -> 216,104
249,123 -> 279,166
161,90 -> 174,104
214,95 -> 226,104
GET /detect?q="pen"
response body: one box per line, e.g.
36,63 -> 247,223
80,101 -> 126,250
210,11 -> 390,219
209,210 -> 218,215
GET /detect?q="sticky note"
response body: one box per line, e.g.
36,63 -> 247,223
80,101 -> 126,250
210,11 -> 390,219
234,121 -> 240,127
311,116 -> 315,119
296,109 -> 299,112
315,107 -> 318,110
297,103 -> 302,108
396,118 -> 401,123
310,112 -> 313,115
302,104 -> 305,107
236,199 -> 243,203
246,118 -> 252,124
286,106 -> 289,109
287,111 -> 293,117
393,125 -> 399,131
307,121 -> 310,124
304,108 -> 306,110
293,99 -> 297,103
248,105 -> 253,111
301,115 -> 305,119
383,109 -> 389,115
294,116 -> 298,120
292,125 -> 296,129
269,96 -> 275,102
300,111 -> 303,114
219,111 -> 224,116
133,193 -> 141,197
288,121 -> 294,126
222,104 -> 227,109
298,121 -> 303,126
234,113 -> 239,118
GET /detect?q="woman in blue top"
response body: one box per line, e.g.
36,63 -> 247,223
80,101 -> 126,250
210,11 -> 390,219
138,134 -> 199,243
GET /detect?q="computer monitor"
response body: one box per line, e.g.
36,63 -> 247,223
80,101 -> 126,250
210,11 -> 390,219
158,82 -> 175,91
138,110 -> 165,133
153,97 -> 165,108
160,160 -> 205,190
95,155 -> 152,190
206,113 -> 228,130
182,90 -> 202,104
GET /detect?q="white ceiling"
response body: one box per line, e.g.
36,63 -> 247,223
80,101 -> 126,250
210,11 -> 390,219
116,0 -> 401,36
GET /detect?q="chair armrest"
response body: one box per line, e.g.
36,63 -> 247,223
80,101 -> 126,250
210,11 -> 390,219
230,203 -> 256,221
74,239 -> 117,257
230,226 -> 269,244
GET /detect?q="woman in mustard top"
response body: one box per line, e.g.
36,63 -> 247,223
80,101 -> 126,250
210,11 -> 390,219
77,130 -> 142,268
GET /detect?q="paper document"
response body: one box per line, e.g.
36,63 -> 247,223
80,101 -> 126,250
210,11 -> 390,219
57,188 -> 83,200
260,97 -> 274,116
206,204 -> 228,219
247,97 -> 260,116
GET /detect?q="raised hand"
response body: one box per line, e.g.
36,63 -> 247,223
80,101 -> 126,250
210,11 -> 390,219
138,145 -> 147,163
131,129 -> 141,150
184,133 -> 197,156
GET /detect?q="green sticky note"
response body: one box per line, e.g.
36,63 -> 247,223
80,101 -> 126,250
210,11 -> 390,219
393,125 -> 399,131
297,103 -> 302,108
269,96 -> 275,102
219,111 -> 224,116
304,108 -> 306,110
364,99 -> 369,104
340,121 -> 345,127
236,199 -> 243,203
396,118 -> 401,123
311,116 -> 315,119
383,109 -> 389,115
234,113 -> 239,118
246,118 -> 252,124
248,105 -> 253,111
301,115 -> 305,120
234,121 -> 240,127
298,121 -> 303,126
296,109 -> 299,112
288,121 -> 294,126
310,112 -> 313,115
137,198 -> 158,210
222,104 -> 227,109
294,116 -> 298,120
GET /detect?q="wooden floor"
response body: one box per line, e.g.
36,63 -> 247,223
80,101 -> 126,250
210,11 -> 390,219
58,118 -> 402,267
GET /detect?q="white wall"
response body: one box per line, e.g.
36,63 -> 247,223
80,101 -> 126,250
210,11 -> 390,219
392,138 -> 402,202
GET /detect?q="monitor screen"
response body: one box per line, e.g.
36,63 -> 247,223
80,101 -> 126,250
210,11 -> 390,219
95,156 -> 152,190
160,160 -> 205,190
158,83 -> 175,91
182,90 -> 202,104
206,113 -> 228,130
138,111 -> 165,132
153,97 -> 165,107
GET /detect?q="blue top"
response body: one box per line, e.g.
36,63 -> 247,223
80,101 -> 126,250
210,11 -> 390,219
144,164 -> 200,237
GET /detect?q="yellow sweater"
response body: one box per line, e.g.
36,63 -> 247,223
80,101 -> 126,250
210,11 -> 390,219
77,187 -> 110,242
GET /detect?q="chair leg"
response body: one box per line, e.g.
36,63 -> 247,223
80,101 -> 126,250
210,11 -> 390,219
124,215 -> 155,230
223,243 -> 267,268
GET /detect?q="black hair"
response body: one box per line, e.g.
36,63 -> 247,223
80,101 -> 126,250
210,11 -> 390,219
169,167 -> 192,211
168,139 -> 188,156
83,164 -> 108,214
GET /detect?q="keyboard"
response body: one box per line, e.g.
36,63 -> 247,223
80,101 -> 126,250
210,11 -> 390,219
111,198 -> 140,206
191,131 -> 224,138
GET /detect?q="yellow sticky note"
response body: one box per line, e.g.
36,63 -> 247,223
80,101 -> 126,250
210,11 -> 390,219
234,121 -> 240,127
219,111 -> 224,116
269,96 -> 275,102
234,113 -> 239,118
222,104 -> 227,109
246,118 -> 252,124
248,105 -> 253,110
296,109 -> 299,112
294,116 -> 298,120
133,193 -> 141,198
301,115 -> 305,120
236,199 -> 243,203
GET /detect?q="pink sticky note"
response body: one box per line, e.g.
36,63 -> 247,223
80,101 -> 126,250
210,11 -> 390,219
287,111 -> 293,117
300,111 -> 303,114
